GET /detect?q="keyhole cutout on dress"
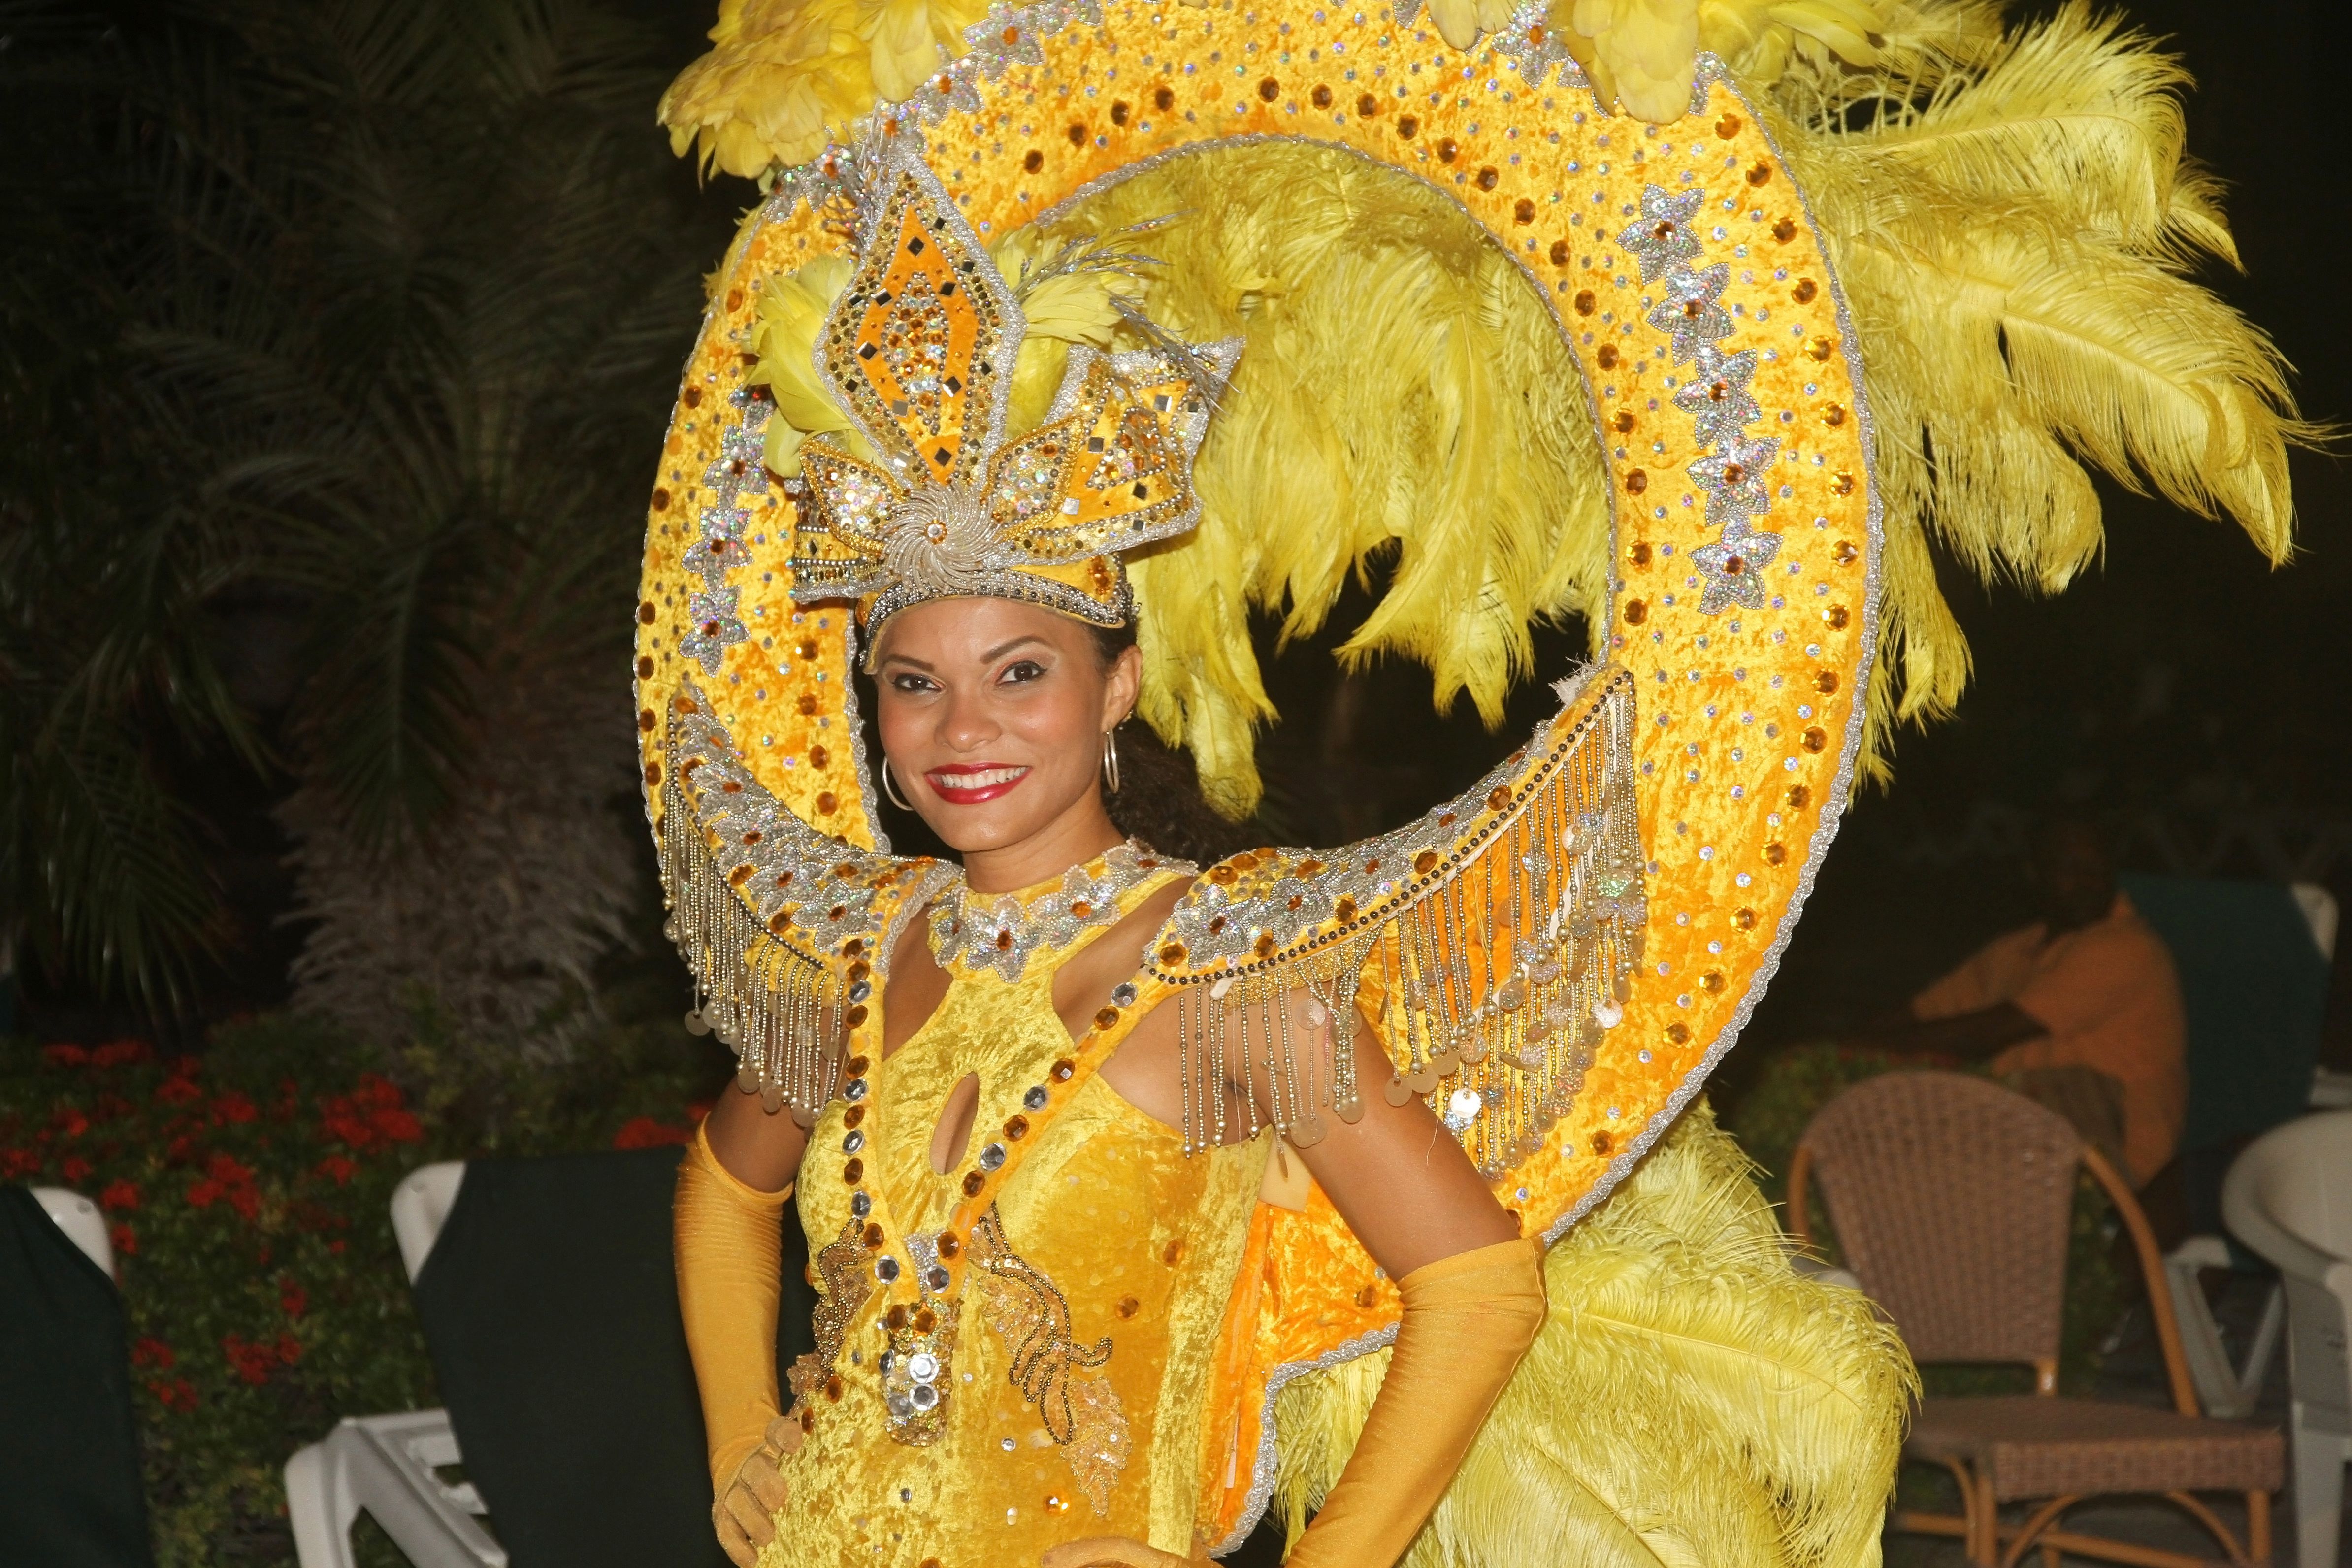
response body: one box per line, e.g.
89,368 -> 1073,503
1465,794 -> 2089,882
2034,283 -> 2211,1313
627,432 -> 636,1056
929,1072 -> 981,1176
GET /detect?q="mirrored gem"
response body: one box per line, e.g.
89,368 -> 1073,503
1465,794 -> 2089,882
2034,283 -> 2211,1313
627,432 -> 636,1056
1023,1086 -> 1049,1111
876,1256 -> 901,1282
844,1078 -> 869,1101
842,1129 -> 865,1154
908,1352 -> 939,1383
978,1143 -> 1007,1171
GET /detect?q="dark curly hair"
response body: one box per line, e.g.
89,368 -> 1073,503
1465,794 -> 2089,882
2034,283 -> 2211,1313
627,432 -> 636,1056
1086,620 -> 1255,867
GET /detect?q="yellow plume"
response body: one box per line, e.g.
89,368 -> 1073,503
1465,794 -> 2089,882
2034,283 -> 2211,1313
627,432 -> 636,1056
1270,1104 -> 1915,1567
1771,1 -> 2316,760
1047,144 -> 1610,817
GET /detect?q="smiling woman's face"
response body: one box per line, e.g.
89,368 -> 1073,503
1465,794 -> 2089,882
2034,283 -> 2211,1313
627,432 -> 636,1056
870,596 -> 1140,863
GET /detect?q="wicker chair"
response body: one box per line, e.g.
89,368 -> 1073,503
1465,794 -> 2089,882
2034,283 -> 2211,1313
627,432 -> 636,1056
1789,1071 -> 2283,1568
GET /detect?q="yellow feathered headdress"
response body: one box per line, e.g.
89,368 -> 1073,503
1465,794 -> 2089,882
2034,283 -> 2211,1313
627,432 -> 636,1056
658,0 -> 2309,820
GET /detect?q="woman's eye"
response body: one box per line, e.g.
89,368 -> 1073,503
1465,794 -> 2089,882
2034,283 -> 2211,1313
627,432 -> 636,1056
1000,660 -> 1047,684
888,673 -> 937,693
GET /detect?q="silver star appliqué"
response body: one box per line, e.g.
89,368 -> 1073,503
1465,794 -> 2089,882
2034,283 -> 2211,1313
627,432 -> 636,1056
1646,264 -> 1733,363
684,504 -> 751,587
681,586 -> 750,672
1686,433 -> 1780,530
1691,523 -> 1782,614
1618,186 -> 1706,283
1672,344 -> 1762,446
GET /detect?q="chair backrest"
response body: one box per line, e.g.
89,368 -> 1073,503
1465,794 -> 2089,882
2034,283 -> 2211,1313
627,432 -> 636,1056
0,1187 -> 156,1568
2118,873 -> 2332,1154
1796,1072 -> 2080,1374
407,1146 -> 814,1568
2223,1111 -> 2352,1269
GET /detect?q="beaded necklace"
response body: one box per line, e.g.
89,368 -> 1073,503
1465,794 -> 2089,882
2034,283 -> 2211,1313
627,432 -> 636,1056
926,839 -> 1191,982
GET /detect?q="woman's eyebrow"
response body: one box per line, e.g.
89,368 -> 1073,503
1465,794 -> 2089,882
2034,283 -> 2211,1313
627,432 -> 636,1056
980,636 -> 1053,662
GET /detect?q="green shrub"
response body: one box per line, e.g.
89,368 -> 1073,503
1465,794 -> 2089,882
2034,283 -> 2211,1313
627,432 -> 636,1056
0,1011 -> 716,1565
1726,1042 -> 2126,1397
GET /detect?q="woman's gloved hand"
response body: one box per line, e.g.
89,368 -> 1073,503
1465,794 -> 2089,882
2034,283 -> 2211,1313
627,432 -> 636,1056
714,1413 -> 802,1568
1039,1536 -> 1195,1568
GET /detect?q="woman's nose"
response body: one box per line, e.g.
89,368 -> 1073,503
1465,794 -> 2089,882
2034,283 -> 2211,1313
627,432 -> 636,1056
936,687 -> 1000,751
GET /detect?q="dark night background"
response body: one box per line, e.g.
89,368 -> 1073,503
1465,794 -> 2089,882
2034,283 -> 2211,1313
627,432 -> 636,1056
2,2 -> 2346,1564
9,0 -> 2348,1069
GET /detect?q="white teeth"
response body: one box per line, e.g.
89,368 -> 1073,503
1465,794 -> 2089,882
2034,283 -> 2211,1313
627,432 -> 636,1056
937,766 -> 1027,789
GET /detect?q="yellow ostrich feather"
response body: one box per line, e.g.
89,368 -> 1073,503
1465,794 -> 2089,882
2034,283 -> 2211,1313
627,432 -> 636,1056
1050,145 -> 1611,817
1270,1104 -> 1915,1567
1772,1 -> 2316,749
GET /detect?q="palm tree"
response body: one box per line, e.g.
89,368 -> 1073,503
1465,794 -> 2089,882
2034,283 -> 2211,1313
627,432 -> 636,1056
1,0 -> 727,1054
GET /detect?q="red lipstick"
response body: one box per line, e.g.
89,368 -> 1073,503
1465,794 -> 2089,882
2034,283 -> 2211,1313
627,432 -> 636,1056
924,763 -> 1032,805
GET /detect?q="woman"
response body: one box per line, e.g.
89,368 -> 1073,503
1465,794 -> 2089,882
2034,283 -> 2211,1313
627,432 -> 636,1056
684,582 -> 1542,1568
646,0 -> 2300,1557
657,141 -> 1893,1568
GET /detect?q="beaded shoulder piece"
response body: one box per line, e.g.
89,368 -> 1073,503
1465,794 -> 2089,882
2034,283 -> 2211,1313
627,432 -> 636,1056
1146,662 -> 1642,1176
658,676 -> 953,1118
1156,664 -> 1648,1551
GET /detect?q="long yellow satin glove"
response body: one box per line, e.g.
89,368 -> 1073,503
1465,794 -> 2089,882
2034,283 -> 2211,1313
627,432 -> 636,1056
675,1123 -> 795,1567
1043,1236 -> 1547,1568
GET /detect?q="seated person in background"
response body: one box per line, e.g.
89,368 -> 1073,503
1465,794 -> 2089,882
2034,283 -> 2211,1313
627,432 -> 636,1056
1858,816 -> 2187,1188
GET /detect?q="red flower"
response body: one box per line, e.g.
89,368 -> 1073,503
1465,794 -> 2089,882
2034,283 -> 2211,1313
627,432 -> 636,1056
280,1279 -> 307,1319
613,1116 -> 691,1150
41,1043 -> 88,1067
150,1378 -> 198,1412
155,1077 -> 201,1106
222,1333 -> 276,1386
0,1149 -> 37,1180
275,1333 -> 303,1366
59,1154 -> 92,1184
131,1337 -> 175,1371
315,1155 -> 359,1186
110,1223 -> 138,1258
327,1239 -> 346,1254
99,1179 -> 140,1211
52,1106 -> 89,1139
210,1092 -> 258,1126
373,1107 -> 423,1143
188,1152 -> 261,1218
318,1073 -> 425,1152
89,1040 -> 153,1068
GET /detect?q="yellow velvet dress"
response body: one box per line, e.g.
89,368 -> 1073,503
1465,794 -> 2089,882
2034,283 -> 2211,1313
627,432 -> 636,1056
768,868 -> 1268,1568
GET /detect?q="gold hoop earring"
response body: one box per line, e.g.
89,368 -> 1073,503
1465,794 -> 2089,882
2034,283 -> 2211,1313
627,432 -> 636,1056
882,760 -> 914,811
1101,728 -> 1121,794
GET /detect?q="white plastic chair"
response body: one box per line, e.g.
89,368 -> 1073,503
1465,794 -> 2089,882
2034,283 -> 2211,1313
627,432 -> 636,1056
31,1185 -> 115,1279
284,1161 -> 505,1568
2220,1111 -> 2352,1568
